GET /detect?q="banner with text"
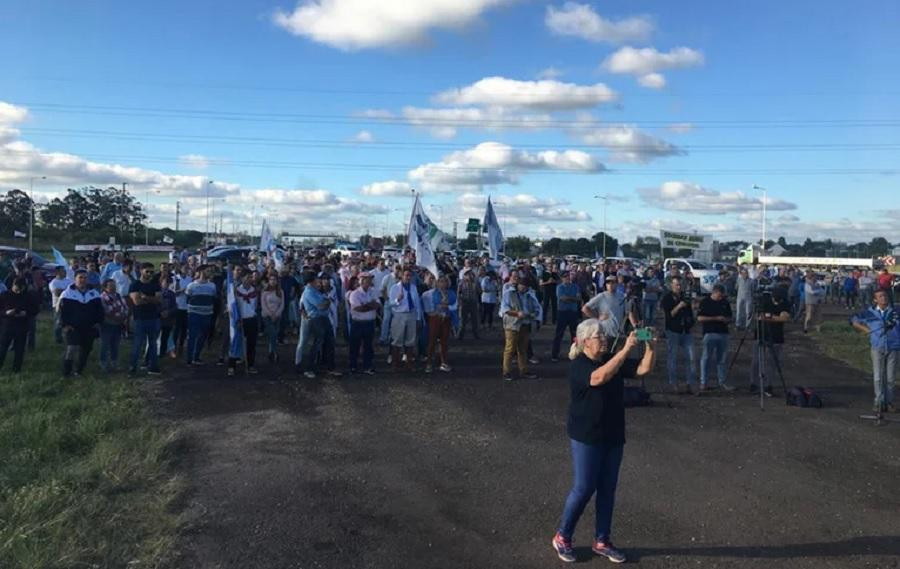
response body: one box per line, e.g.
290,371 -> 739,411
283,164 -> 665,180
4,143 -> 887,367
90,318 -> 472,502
659,230 -> 712,250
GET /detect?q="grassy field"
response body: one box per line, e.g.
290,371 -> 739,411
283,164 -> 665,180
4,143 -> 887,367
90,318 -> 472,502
815,317 -> 873,375
0,316 -> 183,569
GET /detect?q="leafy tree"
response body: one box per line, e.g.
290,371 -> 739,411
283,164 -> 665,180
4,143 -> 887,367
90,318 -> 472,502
505,235 -> 532,258
0,189 -> 33,234
591,232 -> 618,256
458,233 -> 477,250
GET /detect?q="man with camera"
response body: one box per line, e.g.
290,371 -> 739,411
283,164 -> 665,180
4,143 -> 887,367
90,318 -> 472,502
750,288 -> 791,397
851,289 -> 899,414
660,276 -> 696,394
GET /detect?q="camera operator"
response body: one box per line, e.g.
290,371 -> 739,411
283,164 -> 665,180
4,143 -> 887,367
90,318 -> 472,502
697,284 -> 734,392
750,288 -> 791,397
551,323 -> 656,564
851,289 -> 899,414
660,276 -> 696,394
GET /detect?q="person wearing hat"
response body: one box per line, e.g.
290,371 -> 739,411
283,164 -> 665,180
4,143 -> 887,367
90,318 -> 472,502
582,275 -> 626,347
348,271 -> 380,374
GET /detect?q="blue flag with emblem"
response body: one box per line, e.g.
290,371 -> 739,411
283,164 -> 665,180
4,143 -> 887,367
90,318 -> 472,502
483,195 -> 504,260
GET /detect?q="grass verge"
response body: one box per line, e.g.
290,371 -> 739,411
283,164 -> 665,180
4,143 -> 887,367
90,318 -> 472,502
815,318 -> 873,375
0,316 -> 183,569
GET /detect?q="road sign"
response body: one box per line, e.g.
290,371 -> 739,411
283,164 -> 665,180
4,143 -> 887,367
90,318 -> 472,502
466,218 -> 481,233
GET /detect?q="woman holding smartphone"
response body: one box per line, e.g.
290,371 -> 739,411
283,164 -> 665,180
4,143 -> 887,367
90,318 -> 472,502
551,320 -> 656,564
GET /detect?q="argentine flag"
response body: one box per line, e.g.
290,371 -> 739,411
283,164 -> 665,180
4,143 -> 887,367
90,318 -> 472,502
226,269 -> 244,359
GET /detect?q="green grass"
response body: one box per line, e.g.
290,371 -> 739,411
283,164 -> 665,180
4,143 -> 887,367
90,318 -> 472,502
815,318 -> 873,375
0,317 -> 183,569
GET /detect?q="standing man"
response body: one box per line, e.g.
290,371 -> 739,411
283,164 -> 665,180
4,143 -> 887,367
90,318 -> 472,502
229,271 -> 260,376
128,262 -> 163,376
185,266 -> 217,366
582,276 -> 625,348
300,273 -> 340,379
541,263 -> 560,325
49,266 -> 72,344
750,289 -> 791,397
642,268 -> 661,326
456,269 -> 481,340
59,270 -> 104,377
0,278 -> 39,373
551,271 -> 581,363
851,289 -> 899,414
660,276 -> 696,394
348,271 -> 379,375
803,272 -> 825,333
389,269 -> 423,372
697,284 -> 734,392
735,267 -> 755,330
500,274 -> 539,381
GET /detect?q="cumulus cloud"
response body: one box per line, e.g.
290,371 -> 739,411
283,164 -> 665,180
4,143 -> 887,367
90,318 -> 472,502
457,192 -> 592,222
178,154 -> 211,169
636,181 -> 797,214
602,46 -> 704,88
545,3 -> 653,44
537,67 -> 564,80
409,141 -> 605,192
352,130 -> 375,143
272,0 -> 512,50
435,76 -> 617,110
578,125 -> 683,163
360,180 -> 413,197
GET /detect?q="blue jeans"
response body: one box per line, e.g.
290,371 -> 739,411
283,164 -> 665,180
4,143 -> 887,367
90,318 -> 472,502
131,318 -> 161,372
558,439 -> 624,542
701,333 -> 729,386
643,298 -> 657,325
871,349 -> 897,407
349,319 -> 375,371
186,313 -> 211,363
294,316 -> 310,367
99,322 -> 122,371
263,316 -> 280,355
665,330 -> 695,385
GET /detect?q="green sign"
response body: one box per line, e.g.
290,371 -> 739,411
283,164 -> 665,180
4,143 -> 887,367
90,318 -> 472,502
466,218 -> 481,233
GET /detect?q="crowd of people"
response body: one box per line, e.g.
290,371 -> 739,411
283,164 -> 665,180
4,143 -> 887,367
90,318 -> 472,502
0,245 -> 897,413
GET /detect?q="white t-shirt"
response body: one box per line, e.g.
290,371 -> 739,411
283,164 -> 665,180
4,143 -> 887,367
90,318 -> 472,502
50,277 -> 73,309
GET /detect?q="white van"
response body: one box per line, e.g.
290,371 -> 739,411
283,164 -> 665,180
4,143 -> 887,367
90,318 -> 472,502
663,258 -> 720,294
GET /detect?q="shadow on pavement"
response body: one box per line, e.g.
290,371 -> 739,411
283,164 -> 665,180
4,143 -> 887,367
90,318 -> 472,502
624,535 -> 900,561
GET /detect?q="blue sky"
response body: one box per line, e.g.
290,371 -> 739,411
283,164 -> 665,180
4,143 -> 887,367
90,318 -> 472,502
1,0 -> 898,242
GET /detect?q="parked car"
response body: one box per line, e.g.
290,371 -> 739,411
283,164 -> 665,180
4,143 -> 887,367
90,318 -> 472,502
207,246 -> 256,264
0,246 -> 62,281
663,258 -> 720,294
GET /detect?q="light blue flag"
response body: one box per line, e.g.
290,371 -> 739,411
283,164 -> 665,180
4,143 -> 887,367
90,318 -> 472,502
52,247 -> 67,267
483,196 -> 504,260
226,270 -> 244,359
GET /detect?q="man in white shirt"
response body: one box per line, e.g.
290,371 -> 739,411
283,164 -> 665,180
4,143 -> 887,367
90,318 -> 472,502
49,266 -> 73,344
348,272 -> 380,374
389,268 -> 423,371
378,264 -> 402,346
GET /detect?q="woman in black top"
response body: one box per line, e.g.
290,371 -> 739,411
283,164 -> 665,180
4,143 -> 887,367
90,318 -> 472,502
551,319 -> 656,564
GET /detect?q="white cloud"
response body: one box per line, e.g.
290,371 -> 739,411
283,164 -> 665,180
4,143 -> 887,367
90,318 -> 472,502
545,3 -> 653,44
178,154 -> 211,169
0,102 -> 28,125
435,76 -> 617,110
360,180 -> 413,196
272,0 -> 512,50
399,106 -> 554,138
578,125 -> 683,163
602,46 -> 704,88
537,67 -> 564,80
352,130 -> 375,143
408,141 -> 605,192
636,181 -> 797,214
667,122 -> 694,134
457,192 -> 592,222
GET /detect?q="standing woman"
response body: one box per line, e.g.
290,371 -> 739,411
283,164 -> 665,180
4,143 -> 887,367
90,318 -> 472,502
261,274 -> 285,363
551,320 -> 656,564
99,278 -> 129,372
480,270 -> 499,331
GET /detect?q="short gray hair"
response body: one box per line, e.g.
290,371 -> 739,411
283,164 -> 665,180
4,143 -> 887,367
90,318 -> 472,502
569,318 -> 604,360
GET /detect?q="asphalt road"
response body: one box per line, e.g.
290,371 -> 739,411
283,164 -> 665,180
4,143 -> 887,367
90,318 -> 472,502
159,308 -> 900,569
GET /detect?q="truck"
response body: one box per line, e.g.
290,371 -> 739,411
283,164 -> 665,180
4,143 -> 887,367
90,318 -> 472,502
736,245 -> 875,269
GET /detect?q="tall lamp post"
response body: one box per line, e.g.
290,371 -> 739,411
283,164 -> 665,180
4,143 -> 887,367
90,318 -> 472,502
593,194 -> 609,259
752,185 -> 767,251
206,179 -> 214,244
28,176 -> 46,251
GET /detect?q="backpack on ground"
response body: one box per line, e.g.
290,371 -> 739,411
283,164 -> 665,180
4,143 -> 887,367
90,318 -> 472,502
786,386 -> 823,408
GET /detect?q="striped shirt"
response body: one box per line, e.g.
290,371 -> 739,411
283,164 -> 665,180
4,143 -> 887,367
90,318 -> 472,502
185,281 -> 217,316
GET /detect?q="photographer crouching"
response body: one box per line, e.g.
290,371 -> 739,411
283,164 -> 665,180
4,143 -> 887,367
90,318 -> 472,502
551,320 -> 657,564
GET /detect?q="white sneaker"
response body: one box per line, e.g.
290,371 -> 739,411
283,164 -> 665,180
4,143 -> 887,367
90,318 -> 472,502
439,364 -> 452,373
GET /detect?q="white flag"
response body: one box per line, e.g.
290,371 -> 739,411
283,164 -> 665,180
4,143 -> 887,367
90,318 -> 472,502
407,195 -> 439,277
258,219 -> 283,271
483,196 -> 504,260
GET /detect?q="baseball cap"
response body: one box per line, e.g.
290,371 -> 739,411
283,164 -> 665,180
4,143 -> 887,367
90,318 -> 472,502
605,275 -> 616,282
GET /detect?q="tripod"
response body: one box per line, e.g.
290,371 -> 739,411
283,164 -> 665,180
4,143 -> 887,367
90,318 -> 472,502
727,295 -> 788,410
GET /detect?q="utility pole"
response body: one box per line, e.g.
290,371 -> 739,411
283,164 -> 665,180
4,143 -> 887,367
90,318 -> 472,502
175,201 -> 181,231
594,194 -> 609,259
28,175 -> 46,251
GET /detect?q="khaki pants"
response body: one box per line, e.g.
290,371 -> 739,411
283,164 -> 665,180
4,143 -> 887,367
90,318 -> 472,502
804,302 -> 821,332
503,325 -> 531,376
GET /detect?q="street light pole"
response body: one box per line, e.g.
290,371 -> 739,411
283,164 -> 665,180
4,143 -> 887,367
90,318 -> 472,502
753,185 -> 767,251
28,176 -> 46,251
206,180 -> 214,244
